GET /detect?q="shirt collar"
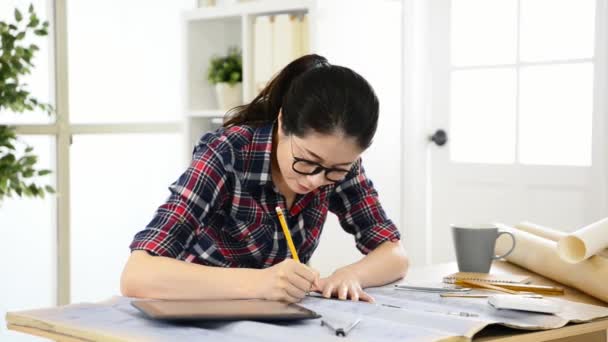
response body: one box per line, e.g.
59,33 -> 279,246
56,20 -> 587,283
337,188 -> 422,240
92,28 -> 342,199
248,121 -> 326,215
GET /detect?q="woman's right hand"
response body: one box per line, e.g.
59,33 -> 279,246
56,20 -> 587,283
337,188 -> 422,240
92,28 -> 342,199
257,259 -> 320,303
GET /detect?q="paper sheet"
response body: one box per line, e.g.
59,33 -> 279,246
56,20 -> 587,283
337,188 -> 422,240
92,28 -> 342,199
7,291 -> 608,342
515,221 -> 608,260
366,287 -> 608,330
6,296 -> 457,342
514,222 -> 565,241
304,294 -> 489,341
495,223 -> 608,303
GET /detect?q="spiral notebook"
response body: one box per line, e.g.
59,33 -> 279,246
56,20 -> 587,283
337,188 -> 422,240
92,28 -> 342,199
443,272 -> 531,285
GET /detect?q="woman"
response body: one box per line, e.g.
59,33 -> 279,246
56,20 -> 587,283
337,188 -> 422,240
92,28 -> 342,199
121,54 -> 408,303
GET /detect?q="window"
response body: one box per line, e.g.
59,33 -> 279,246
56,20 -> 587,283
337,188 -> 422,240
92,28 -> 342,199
0,1 -> 56,340
449,0 -> 596,166
0,137 -> 56,342
67,0 -> 191,124
70,134 -> 183,302
1,2 -> 195,340
66,0 -> 195,303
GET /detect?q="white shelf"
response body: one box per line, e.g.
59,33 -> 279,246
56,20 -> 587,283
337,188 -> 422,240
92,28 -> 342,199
183,0 -> 315,162
185,0 -> 312,20
186,109 -> 226,118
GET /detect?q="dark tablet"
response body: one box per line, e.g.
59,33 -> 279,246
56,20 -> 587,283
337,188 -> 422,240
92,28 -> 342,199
132,299 -> 321,322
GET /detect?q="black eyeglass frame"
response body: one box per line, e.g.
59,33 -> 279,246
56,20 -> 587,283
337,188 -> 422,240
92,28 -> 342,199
289,136 -> 354,183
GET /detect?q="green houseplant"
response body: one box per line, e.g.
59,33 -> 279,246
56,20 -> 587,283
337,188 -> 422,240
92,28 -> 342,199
0,5 -> 54,203
207,47 -> 242,110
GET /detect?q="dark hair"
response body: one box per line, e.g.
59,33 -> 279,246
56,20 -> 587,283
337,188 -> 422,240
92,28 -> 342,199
223,54 -> 379,149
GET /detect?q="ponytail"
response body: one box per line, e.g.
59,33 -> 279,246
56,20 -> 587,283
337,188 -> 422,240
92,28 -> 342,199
223,54 -> 329,127
224,54 -> 379,150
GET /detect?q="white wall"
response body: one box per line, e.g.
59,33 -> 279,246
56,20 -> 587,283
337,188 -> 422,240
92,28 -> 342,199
308,0 -> 403,276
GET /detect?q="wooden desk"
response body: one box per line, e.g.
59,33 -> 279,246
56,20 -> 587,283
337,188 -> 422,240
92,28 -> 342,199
7,261 -> 608,342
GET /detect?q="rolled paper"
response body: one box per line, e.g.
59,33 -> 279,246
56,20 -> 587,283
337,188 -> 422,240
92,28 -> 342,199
495,223 -> 608,303
516,221 -> 608,259
557,217 -> 608,263
514,221 -> 564,241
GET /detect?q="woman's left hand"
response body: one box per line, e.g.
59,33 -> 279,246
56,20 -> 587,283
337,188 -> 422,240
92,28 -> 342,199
312,267 -> 375,303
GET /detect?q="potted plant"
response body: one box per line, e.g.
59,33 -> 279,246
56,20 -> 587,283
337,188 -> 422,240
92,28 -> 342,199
0,5 -> 54,205
207,47 -> 242,110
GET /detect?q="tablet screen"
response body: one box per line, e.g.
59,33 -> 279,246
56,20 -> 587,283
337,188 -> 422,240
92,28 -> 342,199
132,299 -> 321,321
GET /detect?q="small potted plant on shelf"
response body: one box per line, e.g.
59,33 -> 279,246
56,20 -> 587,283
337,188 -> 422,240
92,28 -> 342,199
0,5 -> 55,206
207,47 -> 242,111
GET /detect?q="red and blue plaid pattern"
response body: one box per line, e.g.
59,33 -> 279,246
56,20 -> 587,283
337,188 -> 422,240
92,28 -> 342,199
130,122 -> 400,268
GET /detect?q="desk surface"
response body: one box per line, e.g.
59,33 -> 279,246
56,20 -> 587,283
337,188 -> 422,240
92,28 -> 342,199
8,261 -> 608,342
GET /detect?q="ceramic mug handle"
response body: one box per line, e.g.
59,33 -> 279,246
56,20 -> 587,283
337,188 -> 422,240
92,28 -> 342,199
493,231 -> 516,259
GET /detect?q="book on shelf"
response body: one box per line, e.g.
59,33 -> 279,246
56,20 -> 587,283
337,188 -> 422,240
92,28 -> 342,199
253,15 -> 273,93
253,13 -> 309,93
272,14 -> 304,73
300,14 -> 309,56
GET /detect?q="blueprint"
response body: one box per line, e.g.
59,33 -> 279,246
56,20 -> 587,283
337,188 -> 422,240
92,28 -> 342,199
6,286 -> 608,342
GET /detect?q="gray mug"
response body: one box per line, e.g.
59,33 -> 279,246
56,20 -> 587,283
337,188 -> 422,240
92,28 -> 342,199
451,224 -> 516,273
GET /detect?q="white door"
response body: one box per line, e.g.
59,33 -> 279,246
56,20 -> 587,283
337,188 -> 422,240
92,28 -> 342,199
424,0 -> 608,264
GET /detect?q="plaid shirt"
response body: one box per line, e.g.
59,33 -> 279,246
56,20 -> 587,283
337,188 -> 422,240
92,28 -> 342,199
130,122 -> 400,268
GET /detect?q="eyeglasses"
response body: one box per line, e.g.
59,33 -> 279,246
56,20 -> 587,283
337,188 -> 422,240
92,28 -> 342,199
289,136 -> 353,183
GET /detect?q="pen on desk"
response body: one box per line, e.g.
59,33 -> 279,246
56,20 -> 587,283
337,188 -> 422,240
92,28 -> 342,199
440,293 -> 491,298
321,318 -> 362,337
275,206 -> 300,263
458,279 -> 519,295
394,284 -> 471,293
454,280 -> 564,296
340,318 -> 361,336
440,293 -> 543,299
380,303 -> 479,317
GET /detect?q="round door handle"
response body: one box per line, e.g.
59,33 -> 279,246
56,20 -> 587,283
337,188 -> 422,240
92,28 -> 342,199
430,129 -> 448,146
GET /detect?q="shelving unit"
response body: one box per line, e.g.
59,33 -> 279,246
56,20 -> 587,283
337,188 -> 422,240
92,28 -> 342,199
182,0 -> 315,161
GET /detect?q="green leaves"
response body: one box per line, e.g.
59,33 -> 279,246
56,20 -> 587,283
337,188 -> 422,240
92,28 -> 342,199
1,4 -> 54,116
15,9 -> 23,22
0,126 -> 55,201
0,5 -> 55,202
207,47 -> 242,86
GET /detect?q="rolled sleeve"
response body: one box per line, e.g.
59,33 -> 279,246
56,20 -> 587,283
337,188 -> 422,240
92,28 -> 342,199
129,138 -> 229,258
328,161 -> 401,254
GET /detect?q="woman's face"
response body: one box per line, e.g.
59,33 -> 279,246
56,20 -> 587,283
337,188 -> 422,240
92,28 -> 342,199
275,115 -> 363,194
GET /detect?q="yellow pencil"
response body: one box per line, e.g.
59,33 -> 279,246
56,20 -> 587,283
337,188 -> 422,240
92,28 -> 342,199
275,206 -> 300,263
458,279 -> 519,295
